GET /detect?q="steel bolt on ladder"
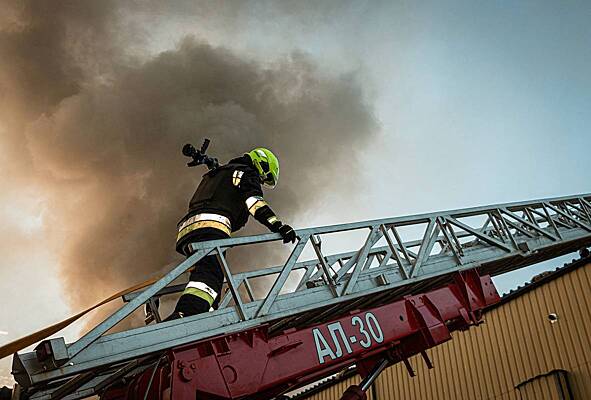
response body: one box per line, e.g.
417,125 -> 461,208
10,193 -> 591,400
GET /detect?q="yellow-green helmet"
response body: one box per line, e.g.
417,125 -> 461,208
246,148 -> 279,188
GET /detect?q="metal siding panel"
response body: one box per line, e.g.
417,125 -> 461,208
531,288 -> 561,369
564,272 -> 591,358
415,355 -> 425,400
406,358 -> 416,400
378,364 -> 392,399
569,359 -> 588,399
419,352 -> 431,399
474,319 -> 494,398
554,275 -> 583,368
409,355 -> 420,399
473,324 -> 490,399
411,368 -> 419,400
376,367 -> 386,398
568,269 -> 591,342
434,345 -> 447,399
389,363 -> 401,399
553,279 -> 581,364
443,337 -> 458,399
510,298 -> 534,383
461,330 -> 475,399
391,364 -> 402,399
393,365 -> 401,399
515,296 -> 543,376
455,331 -> 471,399
466,327 -> 483,399
518,373 -> 563,400
394,364 -> 404,399
412,357 -> 422,400
546,276 -> 575,369
539,280 -> 570,371
487,309 -> 517,398
479,314 -> 500,397
383,365 -> 394,399
520,383 -> 533,399
580,362 -> 591,399
497,304 -> 524,390
545,375 -> 557,399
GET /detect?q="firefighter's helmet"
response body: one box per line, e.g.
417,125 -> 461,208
246,148 -> 279,188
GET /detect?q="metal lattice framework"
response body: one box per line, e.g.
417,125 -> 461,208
13,193 -> 591,400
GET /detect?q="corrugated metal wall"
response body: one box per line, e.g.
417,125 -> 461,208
516,370 -> 572,400
301,263 -> 591,400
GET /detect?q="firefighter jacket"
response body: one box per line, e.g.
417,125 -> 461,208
176,156 -> 282,252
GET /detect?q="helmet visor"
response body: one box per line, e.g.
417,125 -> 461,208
258,161 -> 276,188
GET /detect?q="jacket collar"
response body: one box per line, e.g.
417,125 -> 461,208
228,155 -> 254,168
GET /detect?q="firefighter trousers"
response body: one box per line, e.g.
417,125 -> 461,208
173,228 -> 229,316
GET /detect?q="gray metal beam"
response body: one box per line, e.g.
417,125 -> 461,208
13,193 -> 591,399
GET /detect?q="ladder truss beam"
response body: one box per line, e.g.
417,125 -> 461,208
12,193 -> 591,400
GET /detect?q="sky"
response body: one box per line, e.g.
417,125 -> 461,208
1,0 -> 590,389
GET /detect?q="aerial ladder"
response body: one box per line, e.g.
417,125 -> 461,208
6,193 -> 591,400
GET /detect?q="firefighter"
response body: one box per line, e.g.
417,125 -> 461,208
166,148 -> 296,320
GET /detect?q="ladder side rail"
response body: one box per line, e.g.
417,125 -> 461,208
15,193 -> 591,392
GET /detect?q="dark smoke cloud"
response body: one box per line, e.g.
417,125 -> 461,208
0,1 -> 377,328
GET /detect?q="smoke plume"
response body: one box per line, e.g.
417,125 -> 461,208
0,1 -> 377,328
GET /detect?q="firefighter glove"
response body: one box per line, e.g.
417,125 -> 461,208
278,224 -> 296,243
